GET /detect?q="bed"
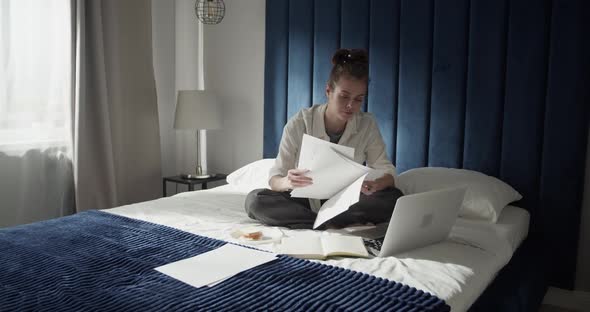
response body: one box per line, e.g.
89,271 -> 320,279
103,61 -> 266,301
0,179 -> 530,311
103,184 -> 531,311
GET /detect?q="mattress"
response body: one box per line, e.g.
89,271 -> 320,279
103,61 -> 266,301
105,185 -> 530,312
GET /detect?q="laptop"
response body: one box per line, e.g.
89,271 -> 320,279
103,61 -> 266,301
356,187 -> 466,257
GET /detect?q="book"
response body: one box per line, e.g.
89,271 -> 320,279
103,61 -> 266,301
278,235 -> 369,260
290,134 -> 386,229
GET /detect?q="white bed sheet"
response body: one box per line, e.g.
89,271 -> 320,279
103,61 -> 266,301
105,185 -> 530,312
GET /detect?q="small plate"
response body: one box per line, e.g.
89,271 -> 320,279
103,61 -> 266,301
230,226 -> 283,245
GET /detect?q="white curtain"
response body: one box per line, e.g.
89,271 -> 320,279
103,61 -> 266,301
0,0 -> 75,227
0,0 -> 162,225
0,0 -> 72,155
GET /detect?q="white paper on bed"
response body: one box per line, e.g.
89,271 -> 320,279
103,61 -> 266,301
155,244 -> 277,288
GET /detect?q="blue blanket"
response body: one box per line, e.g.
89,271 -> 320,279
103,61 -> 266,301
0,211 -> 450,311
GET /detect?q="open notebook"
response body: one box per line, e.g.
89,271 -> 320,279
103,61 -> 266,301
278,235 -> 369,260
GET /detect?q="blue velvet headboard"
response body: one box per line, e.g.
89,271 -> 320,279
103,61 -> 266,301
263,0 -> 590,289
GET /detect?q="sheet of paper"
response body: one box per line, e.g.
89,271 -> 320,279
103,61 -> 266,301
297,134 -> 354,165
291,135 -> 370,199
155,244 -> 277,288
313,173 -> 367,229
207,276 -> 231,287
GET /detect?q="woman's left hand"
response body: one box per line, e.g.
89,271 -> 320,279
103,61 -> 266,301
361,180 -> 381,195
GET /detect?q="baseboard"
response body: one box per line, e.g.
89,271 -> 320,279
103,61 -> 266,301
542,287 -> 590,311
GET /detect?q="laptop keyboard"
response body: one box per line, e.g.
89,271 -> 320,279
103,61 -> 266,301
363,238 -> 384,257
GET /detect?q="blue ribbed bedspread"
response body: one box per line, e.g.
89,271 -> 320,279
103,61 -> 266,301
0,211 -> 450,311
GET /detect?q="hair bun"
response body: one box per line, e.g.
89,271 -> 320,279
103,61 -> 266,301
331,49 -> 350,65
331,48 -> 368,66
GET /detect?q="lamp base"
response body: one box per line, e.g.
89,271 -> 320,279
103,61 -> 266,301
181,173 -> 211,179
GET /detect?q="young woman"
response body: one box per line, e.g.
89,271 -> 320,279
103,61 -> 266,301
245,49 -> 403,229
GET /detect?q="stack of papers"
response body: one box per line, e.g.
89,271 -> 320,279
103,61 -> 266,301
290,134 -> 379,229
155,244 -> 277,288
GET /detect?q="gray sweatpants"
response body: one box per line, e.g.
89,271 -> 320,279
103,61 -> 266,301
244,187 -> 403,229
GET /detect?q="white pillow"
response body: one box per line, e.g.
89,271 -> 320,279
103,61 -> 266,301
395,167 -> 522,223
226,158 -> 275,191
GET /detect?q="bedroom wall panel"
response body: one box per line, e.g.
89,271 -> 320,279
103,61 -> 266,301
341,0 -> 370,113
396,0 -> 433,173
263,0 -> 289,158
463,0 -> 508,177
578,2 -> 590,290
578,128 -> 590,291
287,0 -> 314,119
264,0 -> 590,289
340,0 -> 369,51
539,0 -> 590,289
428,0 -> 469,169
367,0 -> 400,163
500,0 -> 550,216
312,0 -> 340,105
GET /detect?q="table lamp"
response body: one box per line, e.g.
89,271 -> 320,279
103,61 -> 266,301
174,90 -> 222,179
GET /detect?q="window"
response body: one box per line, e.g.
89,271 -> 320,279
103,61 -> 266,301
0,0 -> 72,155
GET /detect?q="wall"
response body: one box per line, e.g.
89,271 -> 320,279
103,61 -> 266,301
577,126 -> 590,291
153,0 -> 265,176
174,0 -> 206,176
152,0 -> 264,179
203,0 -> 266,174
152,0 -> 208,178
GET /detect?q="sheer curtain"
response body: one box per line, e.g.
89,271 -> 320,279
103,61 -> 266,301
0,0 -> 75,227
0,0 -> 162,226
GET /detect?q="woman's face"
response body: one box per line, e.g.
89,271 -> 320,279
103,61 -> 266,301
326,76 -> 367,122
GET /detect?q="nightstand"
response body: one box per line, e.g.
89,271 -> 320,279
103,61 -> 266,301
162,174 -> 227,197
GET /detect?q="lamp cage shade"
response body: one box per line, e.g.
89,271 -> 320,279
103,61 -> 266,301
174,90 -> 222,130
195,0 -> 225,25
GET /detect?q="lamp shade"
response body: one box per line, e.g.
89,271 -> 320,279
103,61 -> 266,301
174,90 -> 222,130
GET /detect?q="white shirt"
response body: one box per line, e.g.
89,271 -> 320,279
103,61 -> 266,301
269,103 -> 396,181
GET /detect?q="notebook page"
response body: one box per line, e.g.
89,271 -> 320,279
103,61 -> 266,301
278,236 -> 325,259
321,235 -> 369,258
